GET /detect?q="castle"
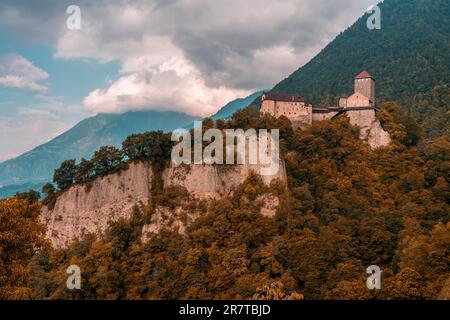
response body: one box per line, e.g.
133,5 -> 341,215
260,71 -> 391,148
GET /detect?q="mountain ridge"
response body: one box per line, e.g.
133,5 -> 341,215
0,110 -> 197,188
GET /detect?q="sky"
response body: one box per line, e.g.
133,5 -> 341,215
0,0 -> 377,162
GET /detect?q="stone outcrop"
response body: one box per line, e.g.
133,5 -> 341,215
40,161 -> 152,248
141,206 -> 201,242
41,161 -> 286,248
346,109 -> 391,149
257,194 -> 280,218
163,163 -> 286,199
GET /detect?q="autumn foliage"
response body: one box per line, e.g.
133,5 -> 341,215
0,197 -> 47,299
1,102 -> 449,300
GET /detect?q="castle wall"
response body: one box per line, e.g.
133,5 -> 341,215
339,97 -> 348,108
346,92 -> 371,108
312,111 -> 338,121
260,100 -> 312,127
355,78 -> 375,105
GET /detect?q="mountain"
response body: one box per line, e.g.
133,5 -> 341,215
0,181 -> 47,200
0,110 -> 198,192
270,0 -> 449,137
4,0 -> 449,197
211,91 -> 264,120
182,90 -> 264,130
0,91 -> 262,198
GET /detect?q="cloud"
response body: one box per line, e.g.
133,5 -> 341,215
17,107 -> 58,119
83,56 -> 249,116
0,0 -> 377,116
0,54 -> 49,93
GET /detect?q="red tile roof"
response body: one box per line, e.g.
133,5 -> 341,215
355,70 -> 374,79
262,92 -> 303,102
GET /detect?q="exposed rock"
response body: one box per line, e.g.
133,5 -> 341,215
163,163 -> 286,199
257,194 -> 280,218
141,206 -> 201,242
40,161 -> 152,248
346,109 -> 391,149
41,160 -> 287,248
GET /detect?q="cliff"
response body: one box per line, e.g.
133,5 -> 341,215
345,110 -> 391,149
41,161 -> 286,248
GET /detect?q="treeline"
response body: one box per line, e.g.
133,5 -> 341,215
38,131 -> 173,207
22,101 -> 449,300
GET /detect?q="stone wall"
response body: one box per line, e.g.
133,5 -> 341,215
312,111 -> 338,121
345,92 -> 371,108
260,100 -> 312,127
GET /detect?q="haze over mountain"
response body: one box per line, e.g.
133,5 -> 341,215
0,111 -> 197,191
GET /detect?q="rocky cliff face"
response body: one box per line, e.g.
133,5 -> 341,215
41,161 -> 286,248
163,163 -> 286,199
40,161 -> 152,248
346,110 -> 391,149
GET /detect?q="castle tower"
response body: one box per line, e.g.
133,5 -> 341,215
354,71 -> 375,106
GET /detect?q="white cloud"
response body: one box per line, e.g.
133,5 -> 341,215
17,107 -> 57,119
50,0 -> 375,116
0,54 -> 49,93
83,56 -> 249,116
0,0 -> 377,116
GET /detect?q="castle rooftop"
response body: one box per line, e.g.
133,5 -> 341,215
262,92 -> 304,103
355,70 -> 374,80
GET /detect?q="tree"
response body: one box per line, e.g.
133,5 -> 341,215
15,189 -> 40,204
41,183 -> 57,210
41,183 -> 56,196
74,158 -> 94,183
251,281 -> 303,300
385,267 -> 427,300
401,115 -> 423,147
53,159 -> 77,190
0,198 -> 47,299
122,131 -> 173,164
378,101 -> 423,147
91,146 -> 123,177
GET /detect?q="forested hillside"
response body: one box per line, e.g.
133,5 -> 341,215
2,102 -> 448,300
271,0 -> 449,138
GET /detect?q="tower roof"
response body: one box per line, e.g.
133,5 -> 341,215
355,70 -> 375,80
